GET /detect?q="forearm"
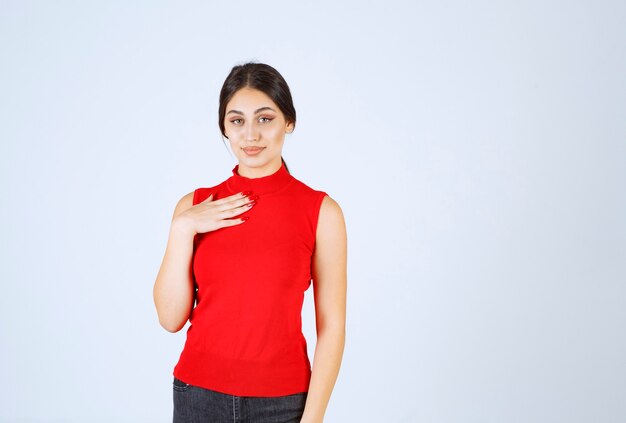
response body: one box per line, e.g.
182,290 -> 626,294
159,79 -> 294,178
153,219 -> 196,332
301,328 -> 346,423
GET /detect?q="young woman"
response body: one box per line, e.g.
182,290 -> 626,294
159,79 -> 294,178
153,62 -> 347,423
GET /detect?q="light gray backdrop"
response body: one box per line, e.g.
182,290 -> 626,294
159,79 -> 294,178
1,1 -> 624,422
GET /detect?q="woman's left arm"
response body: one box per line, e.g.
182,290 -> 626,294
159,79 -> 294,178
301,195 -> 347,423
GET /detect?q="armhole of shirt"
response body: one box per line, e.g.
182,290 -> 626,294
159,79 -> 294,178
192,188 -> 200,206
312,191 -> 329,246
192,188 -> 200,250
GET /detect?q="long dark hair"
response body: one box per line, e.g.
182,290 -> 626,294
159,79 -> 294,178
218,62 -> 296,173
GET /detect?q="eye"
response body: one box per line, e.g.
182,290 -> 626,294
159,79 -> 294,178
230,119 -> 242,125
259,117 -> 273,123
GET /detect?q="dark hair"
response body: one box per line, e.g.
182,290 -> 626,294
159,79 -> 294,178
218,61 -> 296,173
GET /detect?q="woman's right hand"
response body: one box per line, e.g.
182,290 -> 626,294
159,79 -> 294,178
175,191 -> 257,235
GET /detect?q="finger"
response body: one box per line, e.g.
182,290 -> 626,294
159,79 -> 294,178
215,216 -> 248,230
200,193 -> 214,203
209,191 -> 250,206
218,202 -> 255,219
215,195 -> 255,213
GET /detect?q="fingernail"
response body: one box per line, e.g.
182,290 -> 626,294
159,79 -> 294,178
242,216 -> 250,221
248,195 -> 259,201
242,190 -> 252,196
247,201 -> 256,207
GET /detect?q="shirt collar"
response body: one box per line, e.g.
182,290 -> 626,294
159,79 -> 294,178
226,160 -> 294,195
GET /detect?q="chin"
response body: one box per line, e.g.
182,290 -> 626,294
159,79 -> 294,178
238,156 -> 266,166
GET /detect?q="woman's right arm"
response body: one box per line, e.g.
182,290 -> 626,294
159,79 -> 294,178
153,190 -> 256,333
153,191 -> 197,333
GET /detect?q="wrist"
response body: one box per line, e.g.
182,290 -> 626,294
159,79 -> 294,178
171,216 -> 195,239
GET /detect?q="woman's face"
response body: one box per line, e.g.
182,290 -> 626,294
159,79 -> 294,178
223,87 -> 293,177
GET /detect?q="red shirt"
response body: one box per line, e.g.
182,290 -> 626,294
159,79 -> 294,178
173,161 -> 328,397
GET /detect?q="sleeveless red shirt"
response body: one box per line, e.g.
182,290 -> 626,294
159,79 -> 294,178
172,161 -> 328,397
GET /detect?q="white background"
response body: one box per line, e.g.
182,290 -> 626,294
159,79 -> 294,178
1,1 -> 625,422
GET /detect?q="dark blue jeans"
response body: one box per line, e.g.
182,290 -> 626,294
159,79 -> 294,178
173,376 -> 308,423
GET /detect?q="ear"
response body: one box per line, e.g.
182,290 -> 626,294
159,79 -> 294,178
286,121 -> 294,133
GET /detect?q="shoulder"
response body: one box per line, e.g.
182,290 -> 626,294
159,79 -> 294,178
317,194 -> 346,239
171,179 -> 225,217
314,194 -> 347,265
193,180 -> 230,202
171,172 -> 232,218
286,174 -> 341,215
288,175 -> 329,202
172,190 -> 195,219
170,181 -> 224,219
318,195 -> 344,223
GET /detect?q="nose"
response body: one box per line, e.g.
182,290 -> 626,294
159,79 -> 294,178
245,122 -> 258,142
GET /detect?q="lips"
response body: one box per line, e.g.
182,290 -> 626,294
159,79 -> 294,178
242,147 -> 265,156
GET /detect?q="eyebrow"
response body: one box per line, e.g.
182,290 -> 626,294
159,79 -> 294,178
226,106 -> 276,116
